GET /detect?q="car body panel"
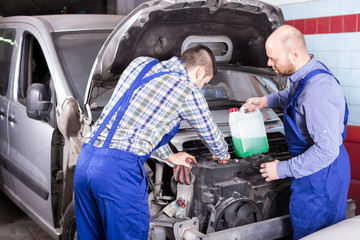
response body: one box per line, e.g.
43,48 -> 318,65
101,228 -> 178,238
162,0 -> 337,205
0,27 -> 18,196
0,14 -> 124,239
301,215 -> 360,240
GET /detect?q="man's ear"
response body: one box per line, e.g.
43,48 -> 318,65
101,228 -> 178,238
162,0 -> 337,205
195,66 -> 206,80
289,50 -> 298,63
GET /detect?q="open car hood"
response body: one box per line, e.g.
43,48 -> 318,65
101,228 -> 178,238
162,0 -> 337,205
84,0 -> 285,119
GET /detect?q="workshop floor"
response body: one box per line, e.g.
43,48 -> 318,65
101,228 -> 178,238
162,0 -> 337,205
0,191 -> 52,240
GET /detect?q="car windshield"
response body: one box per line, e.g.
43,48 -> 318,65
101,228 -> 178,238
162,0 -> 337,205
203,69 -> 279,110
53,30 -> 112,110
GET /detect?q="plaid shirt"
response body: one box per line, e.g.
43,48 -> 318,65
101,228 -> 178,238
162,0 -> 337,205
85,56 -> 228,160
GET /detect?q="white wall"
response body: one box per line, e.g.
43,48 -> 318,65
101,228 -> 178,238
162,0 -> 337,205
278,0 -> 360,126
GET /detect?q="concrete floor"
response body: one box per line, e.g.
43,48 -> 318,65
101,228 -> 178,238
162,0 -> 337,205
0,191 -> 53,240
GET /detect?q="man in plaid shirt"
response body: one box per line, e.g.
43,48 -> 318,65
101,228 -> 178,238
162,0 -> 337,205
74,45 -> 230,240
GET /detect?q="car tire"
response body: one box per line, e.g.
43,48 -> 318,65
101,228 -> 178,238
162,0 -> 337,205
62,201 -> 77,240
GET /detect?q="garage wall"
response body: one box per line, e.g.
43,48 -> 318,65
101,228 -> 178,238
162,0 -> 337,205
277,0 -> 360,126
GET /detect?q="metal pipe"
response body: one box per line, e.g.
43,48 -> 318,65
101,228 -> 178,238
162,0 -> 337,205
154,161 -> 164,199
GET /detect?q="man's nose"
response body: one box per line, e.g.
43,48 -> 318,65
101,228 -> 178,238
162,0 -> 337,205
267,58 -> 273,67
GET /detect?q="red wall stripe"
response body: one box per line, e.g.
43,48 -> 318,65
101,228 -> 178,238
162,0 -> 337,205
285,14 -> 360,35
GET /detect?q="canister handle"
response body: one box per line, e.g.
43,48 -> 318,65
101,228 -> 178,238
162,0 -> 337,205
240,104 -> 259,114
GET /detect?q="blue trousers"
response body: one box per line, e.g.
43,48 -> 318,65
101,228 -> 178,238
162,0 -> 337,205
74,144 -> 149,240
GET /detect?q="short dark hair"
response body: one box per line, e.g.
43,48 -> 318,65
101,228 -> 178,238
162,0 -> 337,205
180,45 -> 217,77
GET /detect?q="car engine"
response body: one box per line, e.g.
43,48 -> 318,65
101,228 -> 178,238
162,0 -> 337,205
147,132 -> 292,239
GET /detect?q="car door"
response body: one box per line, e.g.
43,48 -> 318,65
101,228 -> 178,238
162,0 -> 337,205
7,28 -> 56,226
0,27 -> 17,192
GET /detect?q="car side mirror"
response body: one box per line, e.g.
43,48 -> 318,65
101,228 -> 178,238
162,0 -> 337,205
26,83 -> 51,120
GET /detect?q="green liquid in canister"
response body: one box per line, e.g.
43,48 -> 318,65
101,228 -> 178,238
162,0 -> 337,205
232,136 -> 269,157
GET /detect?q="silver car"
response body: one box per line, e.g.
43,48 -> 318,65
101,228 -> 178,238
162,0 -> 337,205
0,1 -> 310,239
0,14 -> 124,239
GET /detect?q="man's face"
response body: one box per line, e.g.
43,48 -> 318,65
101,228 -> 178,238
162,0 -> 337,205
266,42 -> 295,77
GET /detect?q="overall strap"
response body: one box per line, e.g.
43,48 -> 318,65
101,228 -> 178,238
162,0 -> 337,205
318,61 -> 349,138
89,59 -> 160,146
288,64 -> 349,140
103,70 -> 176,147
287,69 -> 330,121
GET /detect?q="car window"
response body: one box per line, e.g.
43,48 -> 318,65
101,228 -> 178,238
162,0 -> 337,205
19,33 -> 51,102
53,30 -> 111,109
18,32 -> 55,126
0,28 -> 16,96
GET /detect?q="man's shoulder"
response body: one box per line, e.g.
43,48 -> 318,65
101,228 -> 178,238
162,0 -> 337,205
303,72 -> 343,103
306,60 -> 337,85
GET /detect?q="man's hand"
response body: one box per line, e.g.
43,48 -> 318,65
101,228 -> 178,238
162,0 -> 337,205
167,152 -> 197,185
242,96 -> 268,112
212,154 -> 231,164
259,160 -> 280,182
166,152 -> 197,169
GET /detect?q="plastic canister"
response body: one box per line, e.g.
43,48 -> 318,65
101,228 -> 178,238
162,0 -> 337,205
229,106 -> 269,157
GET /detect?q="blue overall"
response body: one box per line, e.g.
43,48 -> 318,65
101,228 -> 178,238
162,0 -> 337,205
74,60 -> 181,240
284,67 -> 350,239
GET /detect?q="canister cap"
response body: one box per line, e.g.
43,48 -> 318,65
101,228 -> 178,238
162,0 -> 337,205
229,108 -> 238,113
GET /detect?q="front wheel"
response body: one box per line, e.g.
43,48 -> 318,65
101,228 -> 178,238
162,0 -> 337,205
62,201 -> 77,240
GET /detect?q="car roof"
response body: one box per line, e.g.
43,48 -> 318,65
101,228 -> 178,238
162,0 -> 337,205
0,14 -> 125,32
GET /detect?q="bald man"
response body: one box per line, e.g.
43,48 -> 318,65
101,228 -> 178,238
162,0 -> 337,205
244,25 -> 350,239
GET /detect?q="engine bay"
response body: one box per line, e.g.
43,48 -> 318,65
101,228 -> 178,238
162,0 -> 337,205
147,133 -> 292,239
